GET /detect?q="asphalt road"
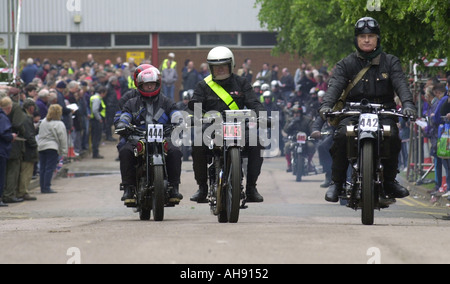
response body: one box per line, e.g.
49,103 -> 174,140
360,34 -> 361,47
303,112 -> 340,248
1,141 -> 450,264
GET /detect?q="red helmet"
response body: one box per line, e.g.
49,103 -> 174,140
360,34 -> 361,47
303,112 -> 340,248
136,67 -> 161,97
133,64 -> 154,87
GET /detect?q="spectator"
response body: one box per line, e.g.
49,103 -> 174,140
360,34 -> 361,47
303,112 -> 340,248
105,76 -> 120,141
237,58 -> 253,83
160,52 -> 177,71
0,97 -> 16,207
18,99 -> 38,201
37,104 -> 68,194
3,93 -> 27,204
182,61 -> 202,97
271,64 -> 279,81
90,86 -> 107,159
81,54 -> 96,69
199,63 -> 210,79
279,68 -> 295,102
161,60 -> 178,100
256,63 -> 272,84
20,58 -> 38,86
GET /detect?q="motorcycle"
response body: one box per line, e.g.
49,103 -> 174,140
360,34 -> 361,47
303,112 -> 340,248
288,132 -> 318,182
194,109 -> 260,223
326,99 -> 411,225
116,124 -> 179,221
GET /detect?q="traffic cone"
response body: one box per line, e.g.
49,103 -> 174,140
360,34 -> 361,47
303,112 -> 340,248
423,137 -> 432,170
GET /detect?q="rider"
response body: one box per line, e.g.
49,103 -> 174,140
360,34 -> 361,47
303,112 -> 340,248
116,67 -> 184,205
189,46 -> 266,203
283,105 -> 314,173
318,17 -> 417,202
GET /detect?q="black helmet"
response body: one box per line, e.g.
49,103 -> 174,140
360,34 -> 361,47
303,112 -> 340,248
354,17 -> 381,53
354,17 -> 380,36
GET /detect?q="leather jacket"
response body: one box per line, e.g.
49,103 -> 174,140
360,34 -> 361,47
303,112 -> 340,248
321,51 -> 415,110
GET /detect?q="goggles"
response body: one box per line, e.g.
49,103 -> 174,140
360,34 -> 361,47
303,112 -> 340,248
355,19 -> 379,31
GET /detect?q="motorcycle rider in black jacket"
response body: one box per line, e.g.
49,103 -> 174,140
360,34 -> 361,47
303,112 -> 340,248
318,17 -> 417,202
189,46 -> 266,203
116,67 -> 184,205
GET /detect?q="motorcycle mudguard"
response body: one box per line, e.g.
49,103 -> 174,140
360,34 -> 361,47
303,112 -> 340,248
152,154 -> 164,166
359,131 -> 377,140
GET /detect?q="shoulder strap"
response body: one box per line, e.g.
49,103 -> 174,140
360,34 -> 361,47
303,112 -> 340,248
339,64 -> 372,103
204,75 -> 239,110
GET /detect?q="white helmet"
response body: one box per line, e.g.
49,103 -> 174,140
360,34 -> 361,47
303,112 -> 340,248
207,46 -> 235,81
261,83 -> 270,92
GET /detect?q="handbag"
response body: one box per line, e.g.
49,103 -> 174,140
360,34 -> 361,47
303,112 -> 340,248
329,64 -> 372,127
437,123 -> 450,159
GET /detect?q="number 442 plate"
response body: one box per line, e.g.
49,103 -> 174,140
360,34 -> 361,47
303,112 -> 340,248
359,114 -> 378,132
147,124 -> 164,142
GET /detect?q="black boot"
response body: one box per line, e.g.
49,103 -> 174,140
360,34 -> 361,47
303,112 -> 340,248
122,185 -> 136,204
169,184 -> 183,203
246,185 -> 264,203
325,182 -> 343,203
190,184 -> 208,203
384,180 -> 409,198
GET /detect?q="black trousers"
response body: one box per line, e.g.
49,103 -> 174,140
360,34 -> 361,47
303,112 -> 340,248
90,118 -> 103,157
119,141 -> 182,186
330,117 -> 401,183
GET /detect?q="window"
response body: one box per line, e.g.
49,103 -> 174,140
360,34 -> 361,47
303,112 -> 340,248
70,33 -> 111,47
115,34 -> 150,46
159,33 -> 197,47
242,32 -> 278,46
29,35 -> 67,46
200,33 -> 238,46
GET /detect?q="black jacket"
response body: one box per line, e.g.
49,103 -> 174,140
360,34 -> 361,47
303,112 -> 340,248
322,51 -> 414,110
190,74 -> 265,114
119,93 -> 179,128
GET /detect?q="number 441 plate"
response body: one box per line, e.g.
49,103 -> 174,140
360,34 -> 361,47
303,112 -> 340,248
147,124 -> 164,142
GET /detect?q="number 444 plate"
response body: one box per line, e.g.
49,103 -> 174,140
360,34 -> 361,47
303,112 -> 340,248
147,124 -> 164,142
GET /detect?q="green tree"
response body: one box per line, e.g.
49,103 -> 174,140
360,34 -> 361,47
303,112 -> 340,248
256,0 -> 449,70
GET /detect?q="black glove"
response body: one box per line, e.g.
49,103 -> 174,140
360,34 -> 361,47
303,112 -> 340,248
403,107 -> 417,120
115,122 -> 131,135
319,106 -> 332,120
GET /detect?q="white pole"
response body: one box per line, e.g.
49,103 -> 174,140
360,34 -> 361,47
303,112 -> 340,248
13,0 -> 22,80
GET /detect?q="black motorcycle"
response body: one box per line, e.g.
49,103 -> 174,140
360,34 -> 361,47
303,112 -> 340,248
326,100 -> 411,225
117,124 -> 178,221
288,131 -> 319,182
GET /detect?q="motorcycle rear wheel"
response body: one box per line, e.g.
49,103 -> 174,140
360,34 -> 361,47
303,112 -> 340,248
361,140 -> 375,225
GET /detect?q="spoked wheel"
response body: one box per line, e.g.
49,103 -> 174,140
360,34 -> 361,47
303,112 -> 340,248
361,140 -> 375,225
152,165 -> 165,222
225,147 -> 241,223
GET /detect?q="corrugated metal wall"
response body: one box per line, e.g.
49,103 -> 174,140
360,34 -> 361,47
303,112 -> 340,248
1,0 -> 264,33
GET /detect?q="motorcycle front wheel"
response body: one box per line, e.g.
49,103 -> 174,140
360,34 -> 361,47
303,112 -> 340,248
152,165 -> 165,221
225,147 -> 241,223
361,140 -> 375,225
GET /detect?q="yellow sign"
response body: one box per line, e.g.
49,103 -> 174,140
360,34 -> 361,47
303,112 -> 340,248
126,51 -> 146,66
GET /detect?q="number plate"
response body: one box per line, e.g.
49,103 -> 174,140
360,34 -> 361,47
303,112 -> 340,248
359,114 -> 378,132
223,123 -> 242,140
297,132 -> 307,144
147,124 -> 164,142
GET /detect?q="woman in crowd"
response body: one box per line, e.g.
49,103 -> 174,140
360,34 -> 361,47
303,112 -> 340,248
37,104 -> 68,194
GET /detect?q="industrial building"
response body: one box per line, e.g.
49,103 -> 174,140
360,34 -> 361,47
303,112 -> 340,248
1,0 -> 302,93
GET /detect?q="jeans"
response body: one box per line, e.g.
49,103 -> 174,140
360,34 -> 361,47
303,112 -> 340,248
162,84 -> 175,100
39,149 -> 59,193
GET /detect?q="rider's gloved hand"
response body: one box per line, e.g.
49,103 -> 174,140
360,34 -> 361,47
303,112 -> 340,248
319,106 -> 332,120
115,122 -> 131,135
403,107 -> 417,120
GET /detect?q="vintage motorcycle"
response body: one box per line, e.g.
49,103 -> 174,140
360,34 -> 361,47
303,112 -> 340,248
117,124 -> 179,221
326,99 -> 411,225
288,132 -> 319,182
